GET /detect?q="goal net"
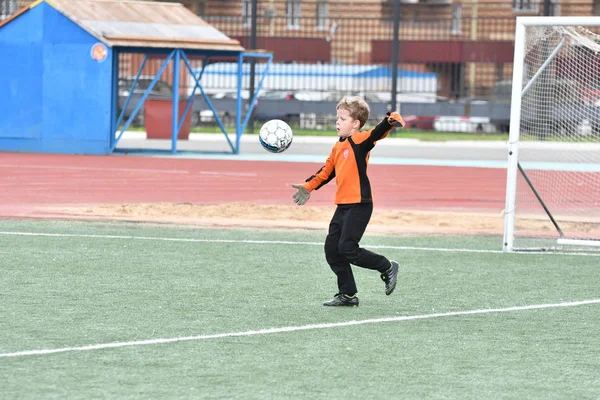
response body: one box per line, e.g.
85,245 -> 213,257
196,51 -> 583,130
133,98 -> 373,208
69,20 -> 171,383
504,17 -> 600,252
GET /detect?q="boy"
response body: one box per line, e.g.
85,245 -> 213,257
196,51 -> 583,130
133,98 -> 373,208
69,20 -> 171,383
291,96 -> 405,307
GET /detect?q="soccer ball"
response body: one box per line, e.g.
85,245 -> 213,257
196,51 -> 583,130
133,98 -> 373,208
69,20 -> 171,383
259,119 -> 293,153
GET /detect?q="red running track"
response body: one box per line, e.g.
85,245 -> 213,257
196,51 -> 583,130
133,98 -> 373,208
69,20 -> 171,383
0,153 -> 508,216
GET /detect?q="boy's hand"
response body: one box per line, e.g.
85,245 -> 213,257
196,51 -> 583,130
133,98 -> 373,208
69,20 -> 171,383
388,111 -> 405,128
291,184 -> 310,206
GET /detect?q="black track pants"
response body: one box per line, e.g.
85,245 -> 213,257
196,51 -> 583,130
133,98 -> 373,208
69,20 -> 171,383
324,203 -> 390,295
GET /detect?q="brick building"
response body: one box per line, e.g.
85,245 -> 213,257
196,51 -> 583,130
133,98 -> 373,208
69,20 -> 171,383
155,0 -> 600,96
5,0 -> 600,97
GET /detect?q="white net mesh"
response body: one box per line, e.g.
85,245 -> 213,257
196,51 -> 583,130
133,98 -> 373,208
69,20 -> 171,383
513,24 -> 600,251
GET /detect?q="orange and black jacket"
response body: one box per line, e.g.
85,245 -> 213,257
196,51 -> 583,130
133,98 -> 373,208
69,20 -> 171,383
301,116 -> 394,204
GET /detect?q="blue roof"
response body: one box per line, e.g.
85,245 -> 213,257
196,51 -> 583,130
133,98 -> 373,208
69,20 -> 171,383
199,63 -> 436,79
356,66 -> 435,78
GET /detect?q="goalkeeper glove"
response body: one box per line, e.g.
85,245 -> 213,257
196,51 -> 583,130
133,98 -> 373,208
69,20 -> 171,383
291,184 -> 310,206
387,111 -> 405,128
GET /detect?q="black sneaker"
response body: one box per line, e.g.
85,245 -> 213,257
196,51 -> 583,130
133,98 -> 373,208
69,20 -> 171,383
322,294 -> 359,307
381,261 -> 399,295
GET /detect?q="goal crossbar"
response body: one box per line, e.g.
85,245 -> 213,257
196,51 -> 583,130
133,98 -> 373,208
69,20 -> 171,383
516,17 -> 600,27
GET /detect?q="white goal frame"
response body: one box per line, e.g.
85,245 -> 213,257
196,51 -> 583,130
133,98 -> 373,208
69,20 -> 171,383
503,16 -> 600,252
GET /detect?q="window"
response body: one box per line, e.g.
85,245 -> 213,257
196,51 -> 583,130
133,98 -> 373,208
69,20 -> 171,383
546,0 -> 560,15
512,0 -> 539,14
242,0 -> 252,28
513,0 -> 559,15
316,1 -> 328,30
0,0 -> 18,20
287,0 -> 301,30
450,4 -> 462,35
196,0 -> 205,17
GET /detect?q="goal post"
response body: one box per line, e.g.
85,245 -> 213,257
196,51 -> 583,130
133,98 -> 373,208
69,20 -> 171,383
504,17 -> 600,252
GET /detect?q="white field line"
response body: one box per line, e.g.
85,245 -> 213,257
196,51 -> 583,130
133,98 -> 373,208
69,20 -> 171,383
197,171 -> 257,177
0,164 -> 189,174
1,299 -> 599,359
1,231 -> 600,257
0,164 -> 257,177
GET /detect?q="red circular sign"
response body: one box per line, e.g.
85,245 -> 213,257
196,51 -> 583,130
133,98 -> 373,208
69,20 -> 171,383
91,43 -> 107,62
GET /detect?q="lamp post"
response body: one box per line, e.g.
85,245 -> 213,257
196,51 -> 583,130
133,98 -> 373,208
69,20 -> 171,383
248,0 -> 258,131
390,0 -> 400,112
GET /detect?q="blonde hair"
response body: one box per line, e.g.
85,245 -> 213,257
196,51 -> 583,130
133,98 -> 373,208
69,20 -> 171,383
336,96 -> 370,129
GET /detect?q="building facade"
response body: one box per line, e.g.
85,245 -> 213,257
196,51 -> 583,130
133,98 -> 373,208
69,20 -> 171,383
6,0 -> 600,98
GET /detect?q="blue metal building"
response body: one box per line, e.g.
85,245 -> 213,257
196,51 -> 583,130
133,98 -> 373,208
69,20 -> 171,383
0,0 -> 271,155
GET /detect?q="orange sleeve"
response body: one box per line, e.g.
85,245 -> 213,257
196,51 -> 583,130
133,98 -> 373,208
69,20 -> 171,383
303,145 -> 337,192
368,115 -> 394,142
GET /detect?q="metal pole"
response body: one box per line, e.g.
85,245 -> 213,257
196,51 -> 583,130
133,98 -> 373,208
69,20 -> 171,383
503,19 -> 526,252
390,0 -> 400,112
172,50 -> 180,154
248,0 -> 258,132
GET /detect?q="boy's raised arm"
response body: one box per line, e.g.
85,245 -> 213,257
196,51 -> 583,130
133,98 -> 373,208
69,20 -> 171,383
369,111 -> 405,141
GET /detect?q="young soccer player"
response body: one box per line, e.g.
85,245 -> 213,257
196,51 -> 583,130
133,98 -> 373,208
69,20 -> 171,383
291,96 -> 405,307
